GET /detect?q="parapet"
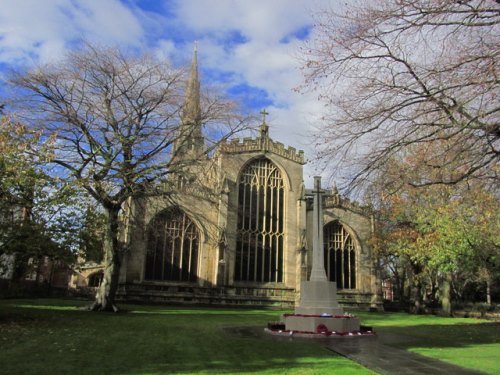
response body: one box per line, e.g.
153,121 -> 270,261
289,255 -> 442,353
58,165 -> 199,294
304,190 -> 373,217
323,194 -> 373,216
219,136 -> 305,164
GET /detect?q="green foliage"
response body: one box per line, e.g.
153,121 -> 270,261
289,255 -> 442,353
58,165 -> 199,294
368,148 -> 500,306
0,117 -> 94,277
413,191 -> 500,277
0,118 -> 43,213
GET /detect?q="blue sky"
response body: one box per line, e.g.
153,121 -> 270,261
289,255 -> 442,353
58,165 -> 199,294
0,0 -> 336,183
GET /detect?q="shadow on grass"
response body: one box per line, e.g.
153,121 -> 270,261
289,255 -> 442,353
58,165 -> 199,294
0,299 -> 369,375
379,322 -> 499,349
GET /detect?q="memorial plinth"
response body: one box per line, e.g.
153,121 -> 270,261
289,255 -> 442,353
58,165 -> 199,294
282,313 -> 360,334
280,176 -> 360,335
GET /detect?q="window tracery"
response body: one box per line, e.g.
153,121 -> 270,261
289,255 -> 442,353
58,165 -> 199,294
145,207 -> 199,282
324,221 -> 356,289
235,158 -> 284,283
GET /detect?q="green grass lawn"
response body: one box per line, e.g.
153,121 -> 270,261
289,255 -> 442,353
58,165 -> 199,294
0,299 -> 373,375
0,299 -> 498,375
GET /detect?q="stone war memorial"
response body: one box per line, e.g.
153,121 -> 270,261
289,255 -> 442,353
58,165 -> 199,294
267,177 -> 373,337
105,48 -> 382,312
278,176 -> 361,335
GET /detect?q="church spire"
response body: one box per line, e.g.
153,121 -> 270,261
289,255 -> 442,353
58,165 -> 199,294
174,44 -> 204,157
183,43 -> 200,126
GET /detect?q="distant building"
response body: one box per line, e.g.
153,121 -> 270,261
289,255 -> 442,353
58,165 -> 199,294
0,253 -> 15,280
0,207 -> 71,293
117,49 -> 383,310
0,206 -> 19,281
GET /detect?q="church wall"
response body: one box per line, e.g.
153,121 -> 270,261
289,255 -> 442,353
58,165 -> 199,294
303,205 -> 381,309
119,197 -> 147,284
117,142 -> 381,309
118,162 -> 382,309
120,184 -> 221,287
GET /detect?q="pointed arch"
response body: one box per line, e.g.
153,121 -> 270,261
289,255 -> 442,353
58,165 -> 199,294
145,207 -> 199,282
323,221 -> 357,289
235,157 -> 285,283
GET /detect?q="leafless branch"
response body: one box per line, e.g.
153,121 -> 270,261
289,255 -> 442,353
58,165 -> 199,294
300,0 -> 499,193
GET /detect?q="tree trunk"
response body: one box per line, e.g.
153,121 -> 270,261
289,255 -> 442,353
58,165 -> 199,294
412,282 -> 423,314
486,278 -> 492,306
47,259 -> 55,295
90,207 -> 121,312
394,272 -> 405,302
440,273 -> 452,316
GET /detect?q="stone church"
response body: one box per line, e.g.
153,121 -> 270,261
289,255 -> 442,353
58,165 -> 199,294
116,49 -> 382,310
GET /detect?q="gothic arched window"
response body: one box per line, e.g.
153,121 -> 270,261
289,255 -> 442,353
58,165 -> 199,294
324,221 -> 356,289
145,207 -> 199,282
235,158 -> 284,283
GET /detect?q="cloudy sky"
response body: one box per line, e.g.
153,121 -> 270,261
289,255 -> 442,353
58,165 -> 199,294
0,0 -> 337,184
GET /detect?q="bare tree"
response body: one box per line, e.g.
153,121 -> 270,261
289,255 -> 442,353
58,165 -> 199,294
299,0 -> 499,192
8,43 -> 250,311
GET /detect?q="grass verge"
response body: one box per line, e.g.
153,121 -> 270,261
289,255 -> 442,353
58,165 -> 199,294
356,310 -> 499,374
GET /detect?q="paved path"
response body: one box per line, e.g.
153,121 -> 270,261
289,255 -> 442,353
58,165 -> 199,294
324,334 -> 486,375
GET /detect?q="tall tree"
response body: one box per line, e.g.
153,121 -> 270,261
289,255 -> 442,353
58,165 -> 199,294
300,0 -> 499,192
368,146 -> 499,312
7,44 -> 249,311
413,187 -> 500,306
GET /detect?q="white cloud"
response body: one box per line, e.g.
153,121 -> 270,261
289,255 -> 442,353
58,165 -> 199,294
66,1 -> 144,44
173,0 -> 332,42
154,39 -> 177,61
0,0 -> 144,65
